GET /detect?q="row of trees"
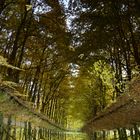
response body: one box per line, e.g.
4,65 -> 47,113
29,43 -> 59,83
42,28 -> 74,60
0,0 -> 72,127
66,0 -> 140,124
1,0 -> 140,129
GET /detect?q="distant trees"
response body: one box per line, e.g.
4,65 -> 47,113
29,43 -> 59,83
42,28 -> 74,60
65,60 -> 115,125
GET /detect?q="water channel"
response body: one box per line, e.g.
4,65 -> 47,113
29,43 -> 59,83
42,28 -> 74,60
1,113 -> 140,140
0,113 -> 88,140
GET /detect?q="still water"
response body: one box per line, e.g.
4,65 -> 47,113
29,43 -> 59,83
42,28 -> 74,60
0,114 -> 88,140
1,114 -> 139,140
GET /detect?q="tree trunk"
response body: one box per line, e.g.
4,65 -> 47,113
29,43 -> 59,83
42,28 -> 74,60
8,9 -> 28,82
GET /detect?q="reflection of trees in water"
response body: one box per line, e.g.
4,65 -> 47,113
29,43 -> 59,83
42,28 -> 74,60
2,113 -> 140,140
87,126 -> 140,140
0,113 -> 86,140
0,114 -> 66,140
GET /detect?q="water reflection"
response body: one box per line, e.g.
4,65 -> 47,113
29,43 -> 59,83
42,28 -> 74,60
0,114 -> 88,140
87,127 -> 140,140
2,113 -> 140,140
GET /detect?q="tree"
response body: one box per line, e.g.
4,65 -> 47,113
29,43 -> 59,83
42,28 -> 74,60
68,0 -> 140,97
0,0 -> 71,127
